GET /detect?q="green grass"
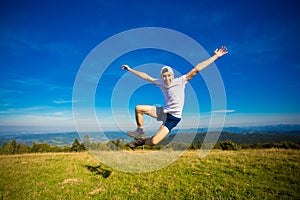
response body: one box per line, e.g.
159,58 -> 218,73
0,149 -> 299,199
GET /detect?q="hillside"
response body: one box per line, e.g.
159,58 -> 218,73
0,150 -> 299,199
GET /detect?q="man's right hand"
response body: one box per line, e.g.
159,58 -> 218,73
122,64 -> 131,71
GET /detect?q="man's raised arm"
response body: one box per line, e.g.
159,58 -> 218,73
122,64 -> 155,83
186,46 -> 228,81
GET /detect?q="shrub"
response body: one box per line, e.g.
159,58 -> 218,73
219,140 -> 239,151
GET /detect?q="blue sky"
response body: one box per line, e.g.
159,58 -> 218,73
0,0 -> 299,133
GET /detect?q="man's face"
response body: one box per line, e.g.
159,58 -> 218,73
161,72 -> 174,86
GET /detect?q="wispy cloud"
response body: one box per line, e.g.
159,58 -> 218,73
0,106 -> 50,115
8,78 -> 51,88
0,114 -> 74,127
1,28 -> 82,57
211,110 -> 235,113
223,113 -> 300,127
0,105 -> 75,131
53,99 -> 79,104
0,109 -> 16,114
0,88 -> 24,95
53,112 -> 65,115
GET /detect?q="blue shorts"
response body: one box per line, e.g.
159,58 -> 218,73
163,113 -> 181,131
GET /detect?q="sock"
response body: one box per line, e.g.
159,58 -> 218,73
137,127 -> 144,134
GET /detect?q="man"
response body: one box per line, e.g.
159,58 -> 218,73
122,46 -> 228,149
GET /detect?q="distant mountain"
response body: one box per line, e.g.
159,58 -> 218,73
0,124 -> 299,147
0,131 -> 132,147
176,124 -> 300,134
0,132 -> 80,147
162,131 -> 300,146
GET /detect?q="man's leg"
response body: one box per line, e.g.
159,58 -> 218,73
145,125 -> 169,145
135,105 -> 158,128
129,113 -> 180,149
127,105 -> 157,138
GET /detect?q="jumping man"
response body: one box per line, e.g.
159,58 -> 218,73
122,46 -> 228,149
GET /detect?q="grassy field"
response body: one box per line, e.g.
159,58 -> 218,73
0,149 -> 299,199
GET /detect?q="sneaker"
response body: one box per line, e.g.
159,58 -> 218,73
128,138 -> 146,150
126,130 -> 146,139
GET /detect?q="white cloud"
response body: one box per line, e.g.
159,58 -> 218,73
223,113 -> 300,127
0,106 -> 50,115
53,100 -> 79,104
211,110 -> 235,113
53,112 -> 65,115
0,113 -> 75,128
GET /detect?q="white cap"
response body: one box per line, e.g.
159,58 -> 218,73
160,66 -> 174,76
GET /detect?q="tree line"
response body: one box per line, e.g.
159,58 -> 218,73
0,138 -> 86,155
1,136 -> 299,155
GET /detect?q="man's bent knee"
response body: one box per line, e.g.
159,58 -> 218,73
135,105 -> 143,112
135,105 -> 151,114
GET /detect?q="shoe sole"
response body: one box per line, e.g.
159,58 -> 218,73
126,132 -> 146,139
134,136 -> 146,140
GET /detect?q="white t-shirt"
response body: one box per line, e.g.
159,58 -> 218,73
153,75 -> 188,118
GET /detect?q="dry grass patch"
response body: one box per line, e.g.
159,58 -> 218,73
62,178 -> 83,184
89,187 -> 105,195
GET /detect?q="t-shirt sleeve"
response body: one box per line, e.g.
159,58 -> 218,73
152,78 -> 163,86
181,75 -> 188,85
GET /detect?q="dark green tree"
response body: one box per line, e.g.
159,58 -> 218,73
17,143 -> 30,154
11,139 -> 17,154
0,141 -> 13,154
32,143 -> 51,153
71,138 -> 81,152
